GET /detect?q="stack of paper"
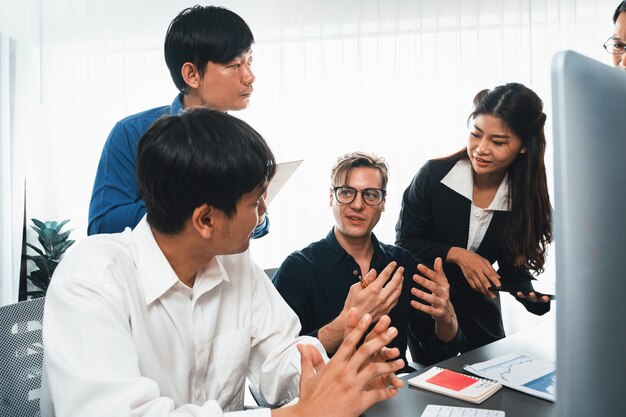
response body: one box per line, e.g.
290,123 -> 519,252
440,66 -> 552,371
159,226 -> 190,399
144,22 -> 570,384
408,366 -> 502,404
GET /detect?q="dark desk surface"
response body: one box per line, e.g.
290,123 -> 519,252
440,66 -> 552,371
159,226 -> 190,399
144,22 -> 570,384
364,322 -> 556,417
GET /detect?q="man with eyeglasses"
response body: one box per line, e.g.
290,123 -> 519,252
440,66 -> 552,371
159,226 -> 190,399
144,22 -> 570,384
604,1 -> 626,69
273,152 -> 464,369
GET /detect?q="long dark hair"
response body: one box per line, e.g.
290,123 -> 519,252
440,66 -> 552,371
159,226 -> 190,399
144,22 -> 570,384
443,83 -> 552,273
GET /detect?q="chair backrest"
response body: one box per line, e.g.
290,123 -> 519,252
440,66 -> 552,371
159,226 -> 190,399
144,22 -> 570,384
263,268 -> 278,280
0,297 -> 45,417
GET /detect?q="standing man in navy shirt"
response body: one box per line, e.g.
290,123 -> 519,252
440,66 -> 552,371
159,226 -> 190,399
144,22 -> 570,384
273,152 -> 464,367
88,5 -> 269,237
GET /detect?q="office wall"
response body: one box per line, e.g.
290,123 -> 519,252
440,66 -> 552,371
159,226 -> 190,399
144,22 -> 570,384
1,0 -> 617,331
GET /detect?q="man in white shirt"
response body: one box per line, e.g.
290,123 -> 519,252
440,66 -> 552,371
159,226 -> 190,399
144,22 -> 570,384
41,108 -> 404,417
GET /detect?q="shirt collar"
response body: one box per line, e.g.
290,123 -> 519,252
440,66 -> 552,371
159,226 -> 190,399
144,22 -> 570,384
324,228 -> 385,266
440,159 -> 510,211
169,93 -> 185,115
132,217 -> 230,305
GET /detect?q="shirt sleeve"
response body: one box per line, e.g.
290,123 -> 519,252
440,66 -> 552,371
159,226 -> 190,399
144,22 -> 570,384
247,261 -> 326,406
41,262 -> 274,417
88,121 -> 147,235
395,161 -> 452,264
251,215 -> 270,239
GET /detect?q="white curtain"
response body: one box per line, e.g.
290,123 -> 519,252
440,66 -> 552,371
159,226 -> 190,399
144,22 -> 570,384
0,0 -> 40,305
2,0 -> 617,331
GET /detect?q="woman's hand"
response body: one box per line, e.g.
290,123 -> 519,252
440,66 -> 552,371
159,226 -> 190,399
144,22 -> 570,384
447,247 -> 500,298
514,291 -> 551,303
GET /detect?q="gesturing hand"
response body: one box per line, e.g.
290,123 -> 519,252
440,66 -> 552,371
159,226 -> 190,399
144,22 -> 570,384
447,247 -> 500,298
291,309 -> 404,417
410,257 -> 459,342
318,261 -> 404,354
343,261 -> 404,322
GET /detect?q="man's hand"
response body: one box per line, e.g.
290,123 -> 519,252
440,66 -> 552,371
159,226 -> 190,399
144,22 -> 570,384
276,309 -> 404,417
345,261 -> 404,322
318,261 -> 404,354
447,247 -> 500,298
410,257 -> 459,343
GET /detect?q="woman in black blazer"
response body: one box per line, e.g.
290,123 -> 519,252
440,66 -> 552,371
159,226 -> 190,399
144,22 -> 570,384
396,83 -> 552,353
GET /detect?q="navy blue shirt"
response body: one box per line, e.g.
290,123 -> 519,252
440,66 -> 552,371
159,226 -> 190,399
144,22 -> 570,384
273,228 -> 464,366
88,94 -> 269,237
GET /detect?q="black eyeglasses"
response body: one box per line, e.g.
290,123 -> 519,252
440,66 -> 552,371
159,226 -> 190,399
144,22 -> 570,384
332,186 -> 386,206
603,36 -> 626,54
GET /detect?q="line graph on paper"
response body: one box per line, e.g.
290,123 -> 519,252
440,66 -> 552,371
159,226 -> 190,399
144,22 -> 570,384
464,352 -> 556,401
465,352 -> 556,399
480,354 -> 542,382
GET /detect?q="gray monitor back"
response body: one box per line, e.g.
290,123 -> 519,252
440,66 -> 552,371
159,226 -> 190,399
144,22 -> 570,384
552,50 -> 626,416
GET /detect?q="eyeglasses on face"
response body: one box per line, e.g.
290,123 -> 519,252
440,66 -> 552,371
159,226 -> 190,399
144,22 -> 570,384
332,186 -> 386,206
603,37 -> 626,54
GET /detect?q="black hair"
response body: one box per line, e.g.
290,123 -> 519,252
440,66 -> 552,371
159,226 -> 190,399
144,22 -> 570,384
137,108 -> 275,235
164,5 -> 254,93
444,83 -> 552,273
614,1 -> 626,23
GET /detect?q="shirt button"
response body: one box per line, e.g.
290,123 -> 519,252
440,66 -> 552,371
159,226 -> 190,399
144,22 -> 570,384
353,270 -> 358,275
197,344 -> 204,353
474,212 -> 480,217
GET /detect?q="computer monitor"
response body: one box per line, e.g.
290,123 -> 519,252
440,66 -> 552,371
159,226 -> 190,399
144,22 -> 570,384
551,50 -> 626,416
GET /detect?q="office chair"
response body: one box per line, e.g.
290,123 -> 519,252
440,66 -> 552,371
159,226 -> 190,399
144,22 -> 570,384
263,268 -> 278,280
0,297 -> 46,417
247,382 -> 271,408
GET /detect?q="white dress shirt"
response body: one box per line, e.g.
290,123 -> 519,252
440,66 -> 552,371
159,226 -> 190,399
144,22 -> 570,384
440,159 -> 510,251
41,218 -> 324,417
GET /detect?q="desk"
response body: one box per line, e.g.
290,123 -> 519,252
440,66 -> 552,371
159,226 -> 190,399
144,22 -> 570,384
364,322 -> 556,417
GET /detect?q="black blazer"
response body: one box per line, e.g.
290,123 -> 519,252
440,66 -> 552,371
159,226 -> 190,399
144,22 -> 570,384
396,158 -> 549,351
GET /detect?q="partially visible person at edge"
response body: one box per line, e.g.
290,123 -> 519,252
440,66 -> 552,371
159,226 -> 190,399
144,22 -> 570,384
88,5 -> 270,238
273,152 -> 464,369
42,108 -> 405,417
603,1 -> 626,69
396,83 -> 552,352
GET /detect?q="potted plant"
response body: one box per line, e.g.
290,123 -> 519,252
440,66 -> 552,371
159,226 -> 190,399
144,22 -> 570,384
21,219 -> 74,299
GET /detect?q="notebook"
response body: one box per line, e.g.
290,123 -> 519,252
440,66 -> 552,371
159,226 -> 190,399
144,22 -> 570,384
408,366 -> 502,404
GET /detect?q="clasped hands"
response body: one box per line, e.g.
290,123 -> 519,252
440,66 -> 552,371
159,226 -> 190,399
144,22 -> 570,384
447,247 -> 550,303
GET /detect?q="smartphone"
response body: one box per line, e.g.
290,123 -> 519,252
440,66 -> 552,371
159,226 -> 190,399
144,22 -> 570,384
488,286 -> 556,300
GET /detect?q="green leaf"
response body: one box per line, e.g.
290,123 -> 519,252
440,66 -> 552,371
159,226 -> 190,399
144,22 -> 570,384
21,290 -> 45,299
41,227 -> 59,245
30,256 -> 52,277
48,221 -> 59,229
30,224 -> 42,235
53,229 -> 74,245
56,219 -> 70,231
31,218 -> 47,230
25,242 -> 45,256
51,239 -> 74,259
25,254 -> 44,262
28,270 -> 50,290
